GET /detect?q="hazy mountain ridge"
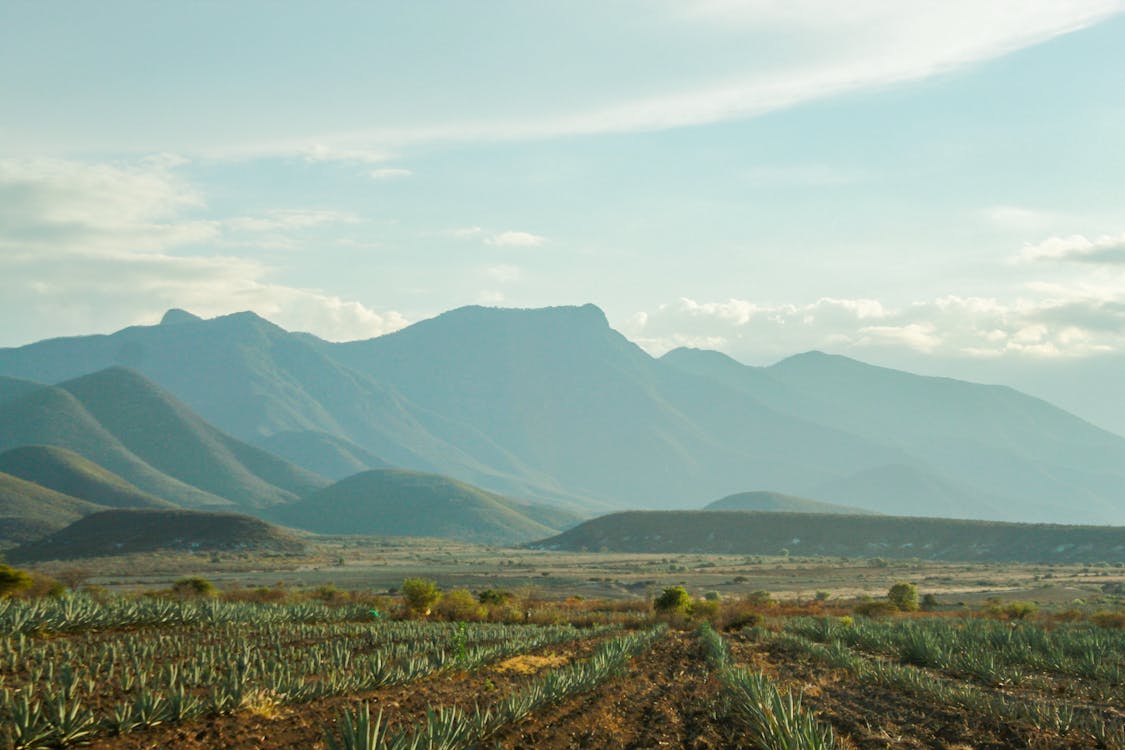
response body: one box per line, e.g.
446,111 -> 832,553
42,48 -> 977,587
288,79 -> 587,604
536,510 -> 1125,563
1,305 -> 1123,524
705,490 -> 875,515
269,468 -> 582,545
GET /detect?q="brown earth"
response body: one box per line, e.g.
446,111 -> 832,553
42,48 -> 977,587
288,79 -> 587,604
728,634 -> 1108,750
84,633 -> 612,750
487,631 -> 736,749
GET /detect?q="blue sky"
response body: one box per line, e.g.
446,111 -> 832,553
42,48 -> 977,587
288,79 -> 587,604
2,1 -> 1125,429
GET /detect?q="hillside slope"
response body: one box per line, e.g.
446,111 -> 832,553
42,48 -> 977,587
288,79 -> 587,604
270,469 -> 581,544
536,510 -> 1125,563
0,472 -> 103,546
9,509 -> 306,561
252,430 -> 390,480
705,490 -> 874,515
0,445 -> 174,509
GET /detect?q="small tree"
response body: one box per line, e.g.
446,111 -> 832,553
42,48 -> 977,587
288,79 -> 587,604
0,564 -> 33,598
653,585 -> 691,614
172,577 -> 217,599
887,582 -> 919,611
402,578 -> 442,616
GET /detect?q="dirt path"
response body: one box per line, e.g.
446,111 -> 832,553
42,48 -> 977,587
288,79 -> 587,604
85,633 -> 612,750
487,631 -> 735,750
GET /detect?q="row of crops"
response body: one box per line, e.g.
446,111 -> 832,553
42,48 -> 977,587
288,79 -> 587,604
758,616 -> 1125,748
0,596 -> 615,749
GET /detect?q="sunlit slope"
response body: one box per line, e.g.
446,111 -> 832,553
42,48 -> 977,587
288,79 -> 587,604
0,445 -> 174,510
270,469 -> 581,544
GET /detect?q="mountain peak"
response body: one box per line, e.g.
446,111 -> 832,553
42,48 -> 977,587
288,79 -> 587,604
159,308 -> 202,325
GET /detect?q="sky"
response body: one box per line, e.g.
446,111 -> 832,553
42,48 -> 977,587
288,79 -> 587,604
2,1 -> 1125,431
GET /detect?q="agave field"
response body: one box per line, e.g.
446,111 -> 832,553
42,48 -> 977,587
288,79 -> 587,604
1,596 -> 1123,749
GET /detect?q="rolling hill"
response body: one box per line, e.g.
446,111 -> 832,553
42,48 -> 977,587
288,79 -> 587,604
252,430 -> 390,480
269,469 -> 582,544
8,509 -> 307,561
0,369 -> 329,510
0,472 -> 103,546
704,490 -> 874,515
0,445 -> 174,510
535,510 -> 1125,563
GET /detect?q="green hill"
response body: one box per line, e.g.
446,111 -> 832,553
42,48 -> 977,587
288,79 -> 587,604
0,472 -> 103,547
0,384 -> 232,508
0,375 -> 42,406
535,510 -> 1125,564
705,490 -> 874,515
270,469 -> 581,544
252,430 -> 390,480
0,445 -> 174,509
8,508 -> 306,561
60,367 -> 328,508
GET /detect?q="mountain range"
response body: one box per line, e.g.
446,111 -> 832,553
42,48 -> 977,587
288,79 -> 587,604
0,304 -> 1123,532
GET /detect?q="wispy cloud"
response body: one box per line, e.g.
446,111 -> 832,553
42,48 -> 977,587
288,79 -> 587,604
0,157 -> 404,345
370,168 -> 413,180
484,230 -> 546,248
622,289 -> 1125,360
1016,233 -> 1125,264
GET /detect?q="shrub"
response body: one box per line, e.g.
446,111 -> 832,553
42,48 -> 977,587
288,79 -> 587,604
654,586 -> 692,614
172,577 -> 217,599
0,564 -> 33,598
887,582 -> 919,611
691,598 -> 721,622
854,599 -> 898,618
814,591 -> 831,602
401,577 -> 442,616
435,589 -> 486,621
1091,611 -> 1125,629
744,590 -> 772,606
1002,601 -> 1037,620
920,593 -> 939,611
703,591 -> 722,601
477,588 -> 512,605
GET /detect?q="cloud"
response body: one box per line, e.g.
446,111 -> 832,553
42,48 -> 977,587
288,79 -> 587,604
620,289 -> 1125,361
0,157 -> 405,345
484,231 -> 547,248
984,205 -> 1062,232
369,168 -> 412,180
1016,233 -> 1125,264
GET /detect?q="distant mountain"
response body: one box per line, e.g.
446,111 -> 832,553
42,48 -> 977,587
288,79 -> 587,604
324,305 -> 906,508
0,382 -> 232,508
270,469 -> 582,545
807,464 -> 1018,520
1,306 -> 1124,523
705,490 -> 874,515
0,309 -> 583,509
664,346 -> 1125,524
0,472 -> 103,546
0,369 -> 328,510
536,510 -> 1125,563
8,508 -> 306,562
0,445 -> 174,510
61,367 -> 327,508
252,430 -> 390,480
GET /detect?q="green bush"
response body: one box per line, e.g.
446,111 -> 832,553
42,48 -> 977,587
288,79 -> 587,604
0,564 -> 33,598
435,589 -> 486,621
401,577 -> 442,616
887,582 -> 919,611
654,586 -> 692,614
171,576 -> 216,599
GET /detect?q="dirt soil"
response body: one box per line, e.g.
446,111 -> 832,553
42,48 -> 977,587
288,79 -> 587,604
487,631 -> 736,749
84,633 -> 612,750
727,634 -> 1104,750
